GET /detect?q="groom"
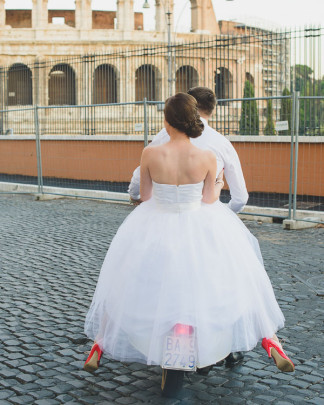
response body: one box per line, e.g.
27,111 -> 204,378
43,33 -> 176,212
128,86 -> 248,368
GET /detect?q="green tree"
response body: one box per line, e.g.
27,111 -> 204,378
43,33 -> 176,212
292,64 -> 324,135
292,64 -> 313,93
279,88 -> 292,135
264,99 -> 276,135
295,64 -> 313,80
300,77 -> 324,135
239,80 -> 259,135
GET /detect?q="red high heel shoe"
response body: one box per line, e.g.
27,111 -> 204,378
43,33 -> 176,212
83,343 -> 103,373
262,338 -> 295,372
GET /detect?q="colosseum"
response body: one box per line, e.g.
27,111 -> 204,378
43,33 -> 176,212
0,0 -> 290,137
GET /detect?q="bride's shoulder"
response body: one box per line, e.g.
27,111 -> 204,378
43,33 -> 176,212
144,143 -> 166,153
142,143 -> 166,160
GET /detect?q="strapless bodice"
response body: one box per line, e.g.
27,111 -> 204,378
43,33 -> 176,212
152,181 -> 203,212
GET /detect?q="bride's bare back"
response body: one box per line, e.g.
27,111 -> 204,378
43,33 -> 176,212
140,136 -> 219,204
146,141 -> 212,185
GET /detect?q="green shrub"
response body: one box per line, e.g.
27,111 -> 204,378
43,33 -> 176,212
239,80 -> 259,135
279,88 -> 291,135
264,99 -> 276,135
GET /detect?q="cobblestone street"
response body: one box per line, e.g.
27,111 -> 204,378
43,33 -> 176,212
0,194 -> 323,405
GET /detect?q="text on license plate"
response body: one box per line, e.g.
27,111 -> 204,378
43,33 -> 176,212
162,335 -> 196,371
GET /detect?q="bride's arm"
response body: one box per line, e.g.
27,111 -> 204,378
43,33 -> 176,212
140,147 -> 153,202
202,152 -> 223,204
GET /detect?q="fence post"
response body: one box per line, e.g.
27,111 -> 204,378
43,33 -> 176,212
90,55 -> 96,135
0,68 -> 3,135
288,92 -> 296,220
166,11 -> 172,97
1,66 -> 7,134
82,55 -> 90,135
143,97 -> 148,147
292,91 -> 300,219
34,105 -> 43,194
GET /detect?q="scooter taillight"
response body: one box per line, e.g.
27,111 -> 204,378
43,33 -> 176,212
174,323 -> 194,336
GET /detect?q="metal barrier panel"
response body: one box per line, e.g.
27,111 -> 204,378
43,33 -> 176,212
150,97 -> 297,217
223,136 -> 294,215
292,95 -> 324,222
36,102 -> 146,200
0,28 -> 323,223
0,107 -> 39,194
38,102 -> 152,136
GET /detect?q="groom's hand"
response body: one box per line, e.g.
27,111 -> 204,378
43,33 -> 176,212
130,197 -> 142,206
216,169 -> 224,182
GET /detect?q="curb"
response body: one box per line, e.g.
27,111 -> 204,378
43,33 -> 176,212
0,181 -> 323,226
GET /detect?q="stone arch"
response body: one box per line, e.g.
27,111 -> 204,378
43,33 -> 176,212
135,64 -> 161,101
246,72 -> 254,86
215,67 -> 233,105
48,63 -> 76,105
7,63 -> 33,106
175,65 -> 199,93
93,64 -> 118,104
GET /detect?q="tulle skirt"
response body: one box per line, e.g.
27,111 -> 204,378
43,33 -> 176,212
84,199 -> 284,367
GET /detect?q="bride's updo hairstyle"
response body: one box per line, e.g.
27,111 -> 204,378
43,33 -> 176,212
164,92 -> 204,138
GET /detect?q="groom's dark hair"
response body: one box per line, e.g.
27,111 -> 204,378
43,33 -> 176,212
187,87 -> 216,116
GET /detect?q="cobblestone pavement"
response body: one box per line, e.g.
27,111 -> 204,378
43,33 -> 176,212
0,194 -> 323,405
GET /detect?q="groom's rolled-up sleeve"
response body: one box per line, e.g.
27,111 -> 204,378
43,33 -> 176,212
128,129 -> 169,200
128,166 -> 141,200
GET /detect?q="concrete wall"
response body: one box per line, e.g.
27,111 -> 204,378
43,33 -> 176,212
0,137 -> 323,197
5,10 -> 143,30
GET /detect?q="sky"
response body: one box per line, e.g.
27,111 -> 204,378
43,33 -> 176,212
4,0 -> 324,31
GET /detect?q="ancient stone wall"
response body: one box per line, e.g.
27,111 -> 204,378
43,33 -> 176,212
5,9 -> 143,30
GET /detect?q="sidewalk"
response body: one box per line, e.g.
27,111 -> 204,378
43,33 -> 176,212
0,194 -> 323,405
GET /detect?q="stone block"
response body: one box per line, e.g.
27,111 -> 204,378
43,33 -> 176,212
283,218 -> 319,230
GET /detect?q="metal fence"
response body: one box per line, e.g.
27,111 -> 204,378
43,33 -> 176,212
0,26 -> 323,136
0,26 -> 323,223
0,94 -> 323,224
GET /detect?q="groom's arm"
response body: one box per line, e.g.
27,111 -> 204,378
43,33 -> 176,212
128,128 -> 169,201
128,166 -> 141,201
223,141 -> 249,213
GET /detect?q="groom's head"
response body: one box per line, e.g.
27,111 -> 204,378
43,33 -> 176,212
187,87 -> 216,117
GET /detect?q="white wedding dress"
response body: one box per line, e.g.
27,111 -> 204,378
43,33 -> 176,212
84,181 -> 284,367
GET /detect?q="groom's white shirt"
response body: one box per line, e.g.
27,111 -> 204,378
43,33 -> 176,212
128,117 -> 249,213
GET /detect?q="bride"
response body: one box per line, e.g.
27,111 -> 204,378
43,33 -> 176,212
84,92 -> 294,375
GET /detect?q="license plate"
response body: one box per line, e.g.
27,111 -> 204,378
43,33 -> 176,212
162,334 -> 197,371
